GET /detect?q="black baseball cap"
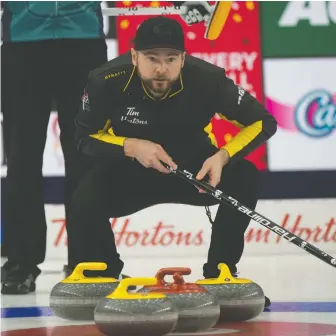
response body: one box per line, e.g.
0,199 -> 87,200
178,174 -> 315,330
134,16 -> 185,52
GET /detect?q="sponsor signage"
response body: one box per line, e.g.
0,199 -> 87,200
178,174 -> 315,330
264,58 -> 336,171
45,199 -> 336,261
260,1 -> 336,57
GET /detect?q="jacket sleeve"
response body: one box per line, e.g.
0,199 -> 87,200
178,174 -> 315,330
75,71 -> 128,160
213,72 -> 277,162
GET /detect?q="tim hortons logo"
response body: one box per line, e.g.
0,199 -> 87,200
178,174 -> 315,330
51,214 -> 336,247
51,218 -> 203,247
120,107 -> 148,125
110,218 -> 204,247
245,214 -> 336,244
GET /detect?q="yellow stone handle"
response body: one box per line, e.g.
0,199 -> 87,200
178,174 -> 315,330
106,277 -> 166,300
68,262 -> 107,280
196,263 -> 252,285
217,263 -> 234,281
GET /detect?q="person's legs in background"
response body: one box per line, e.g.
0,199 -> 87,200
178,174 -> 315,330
53,38 -> 108,272
1,43 -> 11,259
1,41 -> 53,294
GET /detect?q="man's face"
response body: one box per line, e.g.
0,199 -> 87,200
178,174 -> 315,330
131,48 -> 185,98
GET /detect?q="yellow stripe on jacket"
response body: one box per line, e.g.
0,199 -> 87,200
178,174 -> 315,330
89,119 -> 126,146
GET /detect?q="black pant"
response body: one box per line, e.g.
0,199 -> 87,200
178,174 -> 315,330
69,150 -> 259,279
1,39 -> 107,273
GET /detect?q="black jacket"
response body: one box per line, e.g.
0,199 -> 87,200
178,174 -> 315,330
75,52 -> 277,166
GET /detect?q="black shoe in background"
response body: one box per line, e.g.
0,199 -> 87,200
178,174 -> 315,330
1,261 -> 19,282
1,265 -> 40,295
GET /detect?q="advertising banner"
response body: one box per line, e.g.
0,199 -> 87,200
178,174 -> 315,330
260,1 -> 336,58
115,1 -> 267,170
264,58 -> 336,171
45,199 -> 336,261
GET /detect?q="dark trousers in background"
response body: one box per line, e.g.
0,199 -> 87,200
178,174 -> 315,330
1,39 -> 107,274
69,149 -> 259,279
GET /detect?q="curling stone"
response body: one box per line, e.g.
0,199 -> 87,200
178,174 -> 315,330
94,277 -> 178,336
139,267 -> 220,332
50,262 -> 119,320
196,263 -> 265,322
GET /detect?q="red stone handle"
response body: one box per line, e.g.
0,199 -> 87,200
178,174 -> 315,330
173,273 -> 185,285
155,267 -> 191,285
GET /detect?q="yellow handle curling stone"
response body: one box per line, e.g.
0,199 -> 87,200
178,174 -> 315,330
49,262 -> 119,321
94,277 -> 179,336
196,263 -> 265,322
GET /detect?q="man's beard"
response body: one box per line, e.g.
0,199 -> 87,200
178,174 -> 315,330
138,71 -> 180,98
